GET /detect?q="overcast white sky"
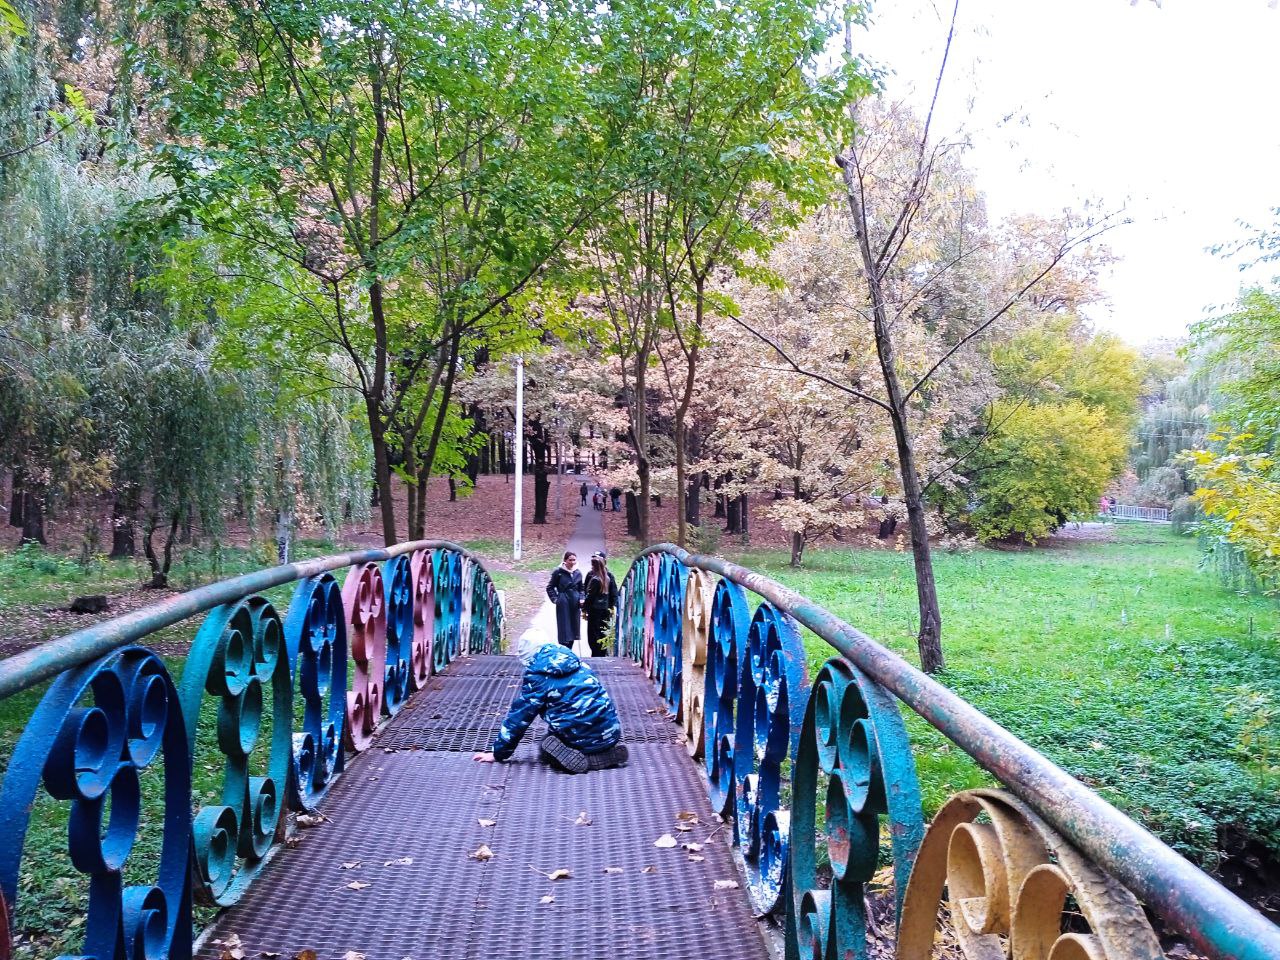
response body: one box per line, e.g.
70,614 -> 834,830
856,0 -> 1280,346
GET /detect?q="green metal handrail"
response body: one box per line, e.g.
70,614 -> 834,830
0,539 -> 473,700
623,542 -> 1280,960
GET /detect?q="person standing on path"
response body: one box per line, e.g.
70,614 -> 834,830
609,486 -> 622,512
546,550 -> 584,648
580,481 -> 588,506
583,553 -> 618,656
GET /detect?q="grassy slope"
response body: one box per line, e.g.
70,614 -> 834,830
729,525 -> 1280,868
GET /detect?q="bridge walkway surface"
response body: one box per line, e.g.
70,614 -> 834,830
196,653 -> 769,960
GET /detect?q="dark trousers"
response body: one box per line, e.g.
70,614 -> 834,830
586,611 -> 610,657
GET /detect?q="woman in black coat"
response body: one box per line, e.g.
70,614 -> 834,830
546,551 -> 584,648
583,554 -> 618,657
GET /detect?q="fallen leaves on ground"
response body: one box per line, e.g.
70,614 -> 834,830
295,814 -> 327,829
653,834 -> 677,848
217,934 -> 245,960
293,951 -> 317,960
529,865 -> 572,880
469,844 -> 494,861
285,836 -> 303,849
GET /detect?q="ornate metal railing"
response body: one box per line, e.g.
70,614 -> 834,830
0,540 -> 503,958
617,544 -> 1280,960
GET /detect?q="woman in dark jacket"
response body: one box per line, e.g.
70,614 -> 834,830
583,554 -> 617,657
546,551 -> 584,648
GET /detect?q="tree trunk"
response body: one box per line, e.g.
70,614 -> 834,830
19,487 -> 45,545
109,488 -> 138,559
841,156 -> 944,674
143,510 -> 180,588
633,362 -> 651,544
739,493 -> 750,541
9,467 -> 24,528
686,475 -> 701,528
790,532 -> 804,567
368,404 -> 398,546
625,491 -> 641,538
448,478 -> 457,502
530,424 -> 551,525
405,447 -> 419,541
726,495 -> 741,534
413,470 -> 428,539
275,505 -> 293,563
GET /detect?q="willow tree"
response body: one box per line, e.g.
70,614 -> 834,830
140,0 -> 622,545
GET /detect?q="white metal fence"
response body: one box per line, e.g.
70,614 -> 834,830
1109,503 -> 1170,522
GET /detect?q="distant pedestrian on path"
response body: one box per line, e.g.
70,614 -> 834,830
580,481 -> 588,506
472,627 -> 627,773
609,486 -> 622,512
583,553 -> 618,657
546,550 -> 584,648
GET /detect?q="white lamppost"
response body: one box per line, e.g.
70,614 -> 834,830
513,356 -> 524,561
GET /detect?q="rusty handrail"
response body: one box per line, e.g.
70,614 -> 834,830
629,542 -> 1280,960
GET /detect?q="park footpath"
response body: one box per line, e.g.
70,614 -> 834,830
196,495 -> 768,960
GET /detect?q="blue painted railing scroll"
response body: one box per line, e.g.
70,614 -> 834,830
617,544 -> 1280,960
0,541 -> 503,959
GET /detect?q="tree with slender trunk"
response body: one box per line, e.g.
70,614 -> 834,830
738,2 -> 1117,672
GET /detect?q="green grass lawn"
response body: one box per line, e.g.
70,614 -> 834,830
727,525 -> 1280,870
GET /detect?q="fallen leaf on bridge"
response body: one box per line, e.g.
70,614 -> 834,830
539,895 -> 555,905
603,866 -> 624,874
470,844 -> 494,861
296,814 -> 327,829
384,857 -> 413,867
259,952 -> 280,958
342,952 -> 366,960
529,865 -> 572,880
653,834 -> 677,848
345,881 -> 371,891
713,880 -> 739,890
477,818 -> 497,827
642,866 -> 656,874
573,810 -> 592,826
293,951 -> 317,960
218,933 -> 245,960
340,862 -> 361,870
688,855 -> 705,863
682,842 -> 703,852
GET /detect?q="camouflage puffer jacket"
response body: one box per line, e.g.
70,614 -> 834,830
491,645 -> 623,761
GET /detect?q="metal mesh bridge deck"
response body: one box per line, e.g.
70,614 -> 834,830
196,655 -> 768,960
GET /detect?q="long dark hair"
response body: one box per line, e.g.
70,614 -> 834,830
589,555 -> 607,591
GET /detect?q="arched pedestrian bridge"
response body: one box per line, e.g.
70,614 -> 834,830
0,541 -> 1276,960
